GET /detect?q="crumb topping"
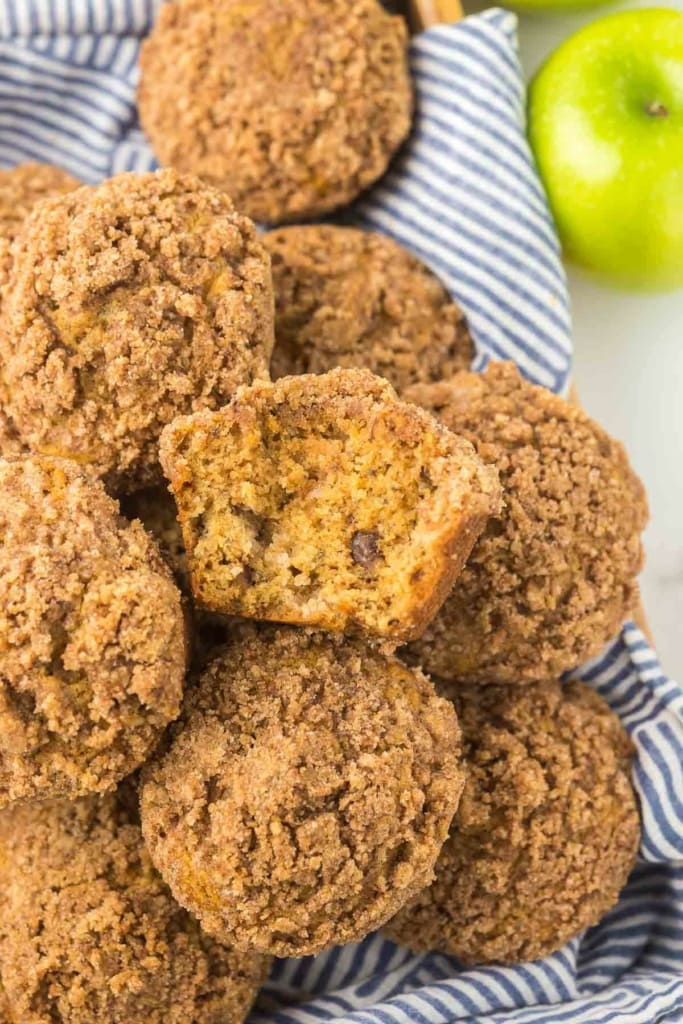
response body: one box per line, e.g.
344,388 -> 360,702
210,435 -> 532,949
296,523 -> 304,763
0,455 -> 187,805
138,0 -> 412,223
140,626 -> 464,957
386,679 -> 640,964
0,168 -> 273,492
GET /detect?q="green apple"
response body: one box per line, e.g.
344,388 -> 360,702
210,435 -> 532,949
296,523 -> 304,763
528,9 -> 683,289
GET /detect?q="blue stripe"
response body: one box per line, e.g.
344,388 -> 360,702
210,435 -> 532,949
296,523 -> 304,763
368,156 -> 566,294
358,203 -> 568,383
363,170 -> 568,332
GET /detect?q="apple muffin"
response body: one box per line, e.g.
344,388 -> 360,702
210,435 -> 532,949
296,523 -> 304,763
385,679 -> 640,964
0,162 -> 79,301
404,362 -> 648,683
159,368 -> 501,642
266,225 -> 474,392
140,626 -> 464,957
0,168 -> 273,492
0,455 -> 186,807
0,787 -> 269,1024
138,0 -> 412,223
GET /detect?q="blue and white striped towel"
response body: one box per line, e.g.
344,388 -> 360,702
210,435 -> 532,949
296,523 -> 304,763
0,4 -> 681,1022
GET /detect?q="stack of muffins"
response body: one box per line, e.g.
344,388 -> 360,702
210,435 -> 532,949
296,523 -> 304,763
0,2 -> 648,1022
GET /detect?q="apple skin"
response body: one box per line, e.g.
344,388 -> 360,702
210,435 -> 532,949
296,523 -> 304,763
528,9 -> 683,290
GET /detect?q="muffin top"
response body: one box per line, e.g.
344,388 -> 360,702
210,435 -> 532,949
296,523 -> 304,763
0,787 -> 269,1024
140,626 -> 464,957
386,679 -> 641,964
0,455 -> 186,806
138,0 -> 412,223
0,168 -> 273,492
0,162 -> 80,297
266,225 -> 473,392
405,362 -> 648,683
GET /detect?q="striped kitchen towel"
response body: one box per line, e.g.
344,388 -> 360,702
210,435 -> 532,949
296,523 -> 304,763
0,3 -> 681,1023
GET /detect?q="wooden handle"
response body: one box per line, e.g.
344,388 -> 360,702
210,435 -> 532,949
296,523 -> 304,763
407,0 -> 463,32
633,602 -> 654,647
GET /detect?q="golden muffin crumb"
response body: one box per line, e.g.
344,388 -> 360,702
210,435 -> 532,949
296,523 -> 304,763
0,455 -> 187,807
0,787 -> 269,1024
0,162 -> 79,300
266,225 -> 473,392
138,0 -> 413,223
140,626 -> 465,957
160,368 -> 501,642
385,679 -> 640,965
0,168 -> 273,493
404,362 -> 648,682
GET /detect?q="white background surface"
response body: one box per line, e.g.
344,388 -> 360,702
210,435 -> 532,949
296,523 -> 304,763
467,0 -> 683,680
